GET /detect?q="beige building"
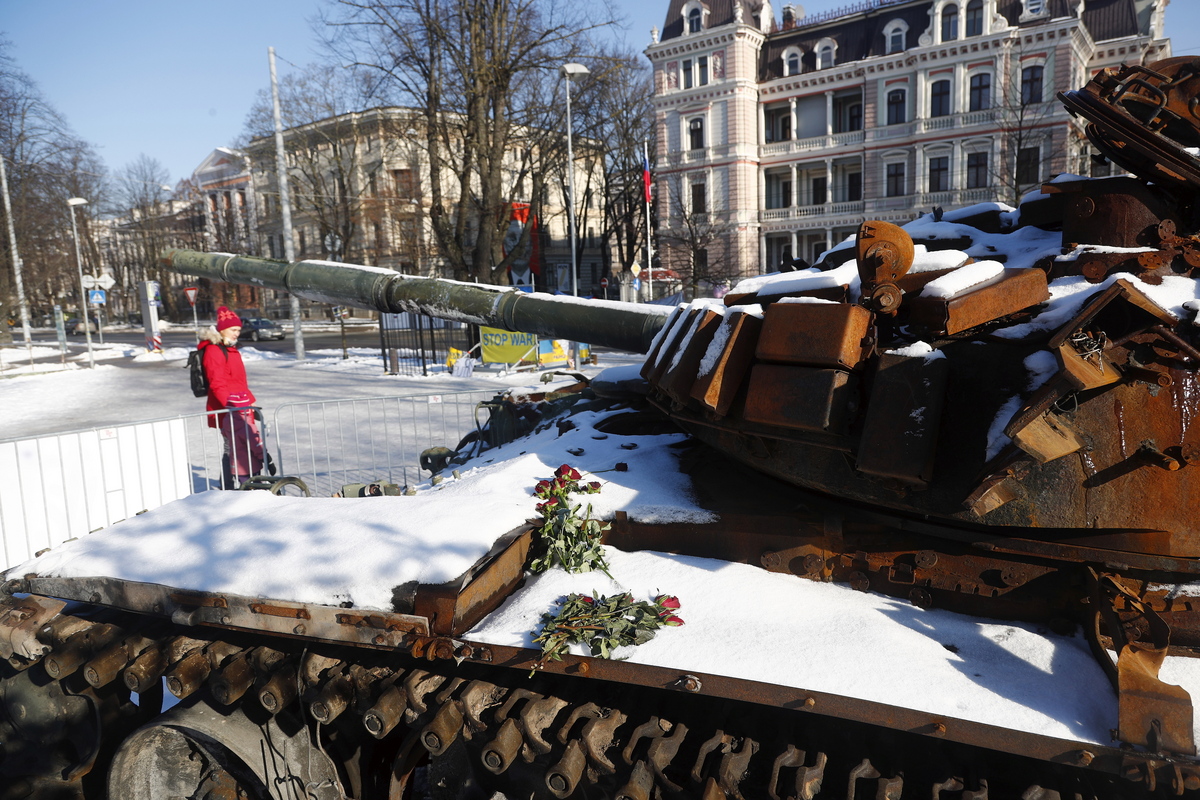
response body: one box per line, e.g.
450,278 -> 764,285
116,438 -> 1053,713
646,0 -> 1171,282
244,107 -> 605,294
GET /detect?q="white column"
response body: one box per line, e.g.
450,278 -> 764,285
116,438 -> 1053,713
915,68 -> 927,124
952,139 -> 963,190
760,105 -> 769,145
914,146 -> 925,199
825,91 -> 834,137
789,98 -> 798,140
790,163 -> 798,207
790,230 -> 798,262
953,62 -> 966,115
760,234 -> 768,274
991,136 -> 1001,198
824,158 -> 834,206
825,228 -> 833,252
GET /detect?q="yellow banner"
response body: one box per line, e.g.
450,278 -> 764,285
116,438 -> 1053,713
538,339 -> 569,366
480,327 -> 538,364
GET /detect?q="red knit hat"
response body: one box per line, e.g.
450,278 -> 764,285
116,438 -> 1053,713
216,306 -> 241,332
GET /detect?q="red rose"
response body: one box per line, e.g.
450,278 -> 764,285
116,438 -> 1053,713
579,595 -> 594,604
534,480 -> 552,497
662,614 -> 685,627
537,498 -> 560,513
656,595 -> 681,610
555,464 -> 581,481
586,481 -> 601,493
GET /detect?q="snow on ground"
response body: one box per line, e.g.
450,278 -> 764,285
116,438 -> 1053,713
0,335 -> 591,441
10,407 -> 708,608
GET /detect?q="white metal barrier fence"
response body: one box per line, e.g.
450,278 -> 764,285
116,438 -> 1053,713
270,390 -> 502,497
0,407 -> 269,569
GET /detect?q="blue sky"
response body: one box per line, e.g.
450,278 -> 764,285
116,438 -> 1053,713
3,1 -> 1196,185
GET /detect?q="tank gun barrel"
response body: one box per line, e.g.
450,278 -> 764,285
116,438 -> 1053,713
159,249 -> 670,354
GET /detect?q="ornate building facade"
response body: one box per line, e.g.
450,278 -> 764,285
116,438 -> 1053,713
646,0 -> 1172,282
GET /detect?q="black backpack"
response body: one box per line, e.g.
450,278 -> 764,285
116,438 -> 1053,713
186,344 -> 227,397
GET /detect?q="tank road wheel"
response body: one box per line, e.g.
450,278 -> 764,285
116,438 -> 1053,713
107,697 -> 344,799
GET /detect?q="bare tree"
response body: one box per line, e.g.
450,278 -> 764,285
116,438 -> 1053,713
243,64 -> 382,264
325,0 -> 618,285
989,42 -> 1073,206
0,40 -> 108,321
569,49 -> 655,286
657,177 -> 739,300
109,155 -> 206,320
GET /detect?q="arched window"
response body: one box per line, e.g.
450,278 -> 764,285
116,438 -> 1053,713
965,0 -> 984,35
783,47 -> 803,76
941,4 -> 959,42
688,7 -> 702,33
887,89 -> 907,125
930,79 -> 951,116
969,73 -> 991,111
689,118 -> 705,150
816,40 -> 835,70
1021,65 -> 1045,104
883,19 -> 909,54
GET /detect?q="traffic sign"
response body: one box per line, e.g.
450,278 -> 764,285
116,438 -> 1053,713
81,275 -> 96,289
95,274 -> 116,290
599,277 -> 609,289
88,289 -> 106,305
184,287 -> 199,307
630,263 -> 642,277
631,277 -> 641,291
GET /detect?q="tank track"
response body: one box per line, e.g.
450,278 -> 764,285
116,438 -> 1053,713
0,600 -> 1192,800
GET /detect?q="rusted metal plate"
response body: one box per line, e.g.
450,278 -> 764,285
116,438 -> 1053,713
644,309 -> 702,386
1055,340 -> 1121,391
741,365 -> 859,435
1047,280 -> 1177,352
17,576 -> 430,645
1055,176 -> 1179,250
640,306 -> 687,382
723,285 -> 848,309
415,525 -> 535,636
1119,644 -> 1196,754
907,269 -> 1049,336
689,311 -> 763,417
755,302 -> 873,371
1009,411 -> 1085,464
658,310 -> 725,407
855,352 -> 948,486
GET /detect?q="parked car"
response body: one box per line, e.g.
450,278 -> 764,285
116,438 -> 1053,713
240,317 -> 285,341
65,318 -> 98,335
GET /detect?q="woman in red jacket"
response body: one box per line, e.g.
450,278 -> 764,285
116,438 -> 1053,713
200,306 -> 264,488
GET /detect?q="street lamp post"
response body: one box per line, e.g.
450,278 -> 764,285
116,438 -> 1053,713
67,197 -> 95,369
559,63 -> 589,298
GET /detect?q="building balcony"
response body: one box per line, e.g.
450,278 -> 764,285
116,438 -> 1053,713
760,200 -> 866,223
760,130 -> 864,158
667,145 -> 733,167
863,187 -> 997,215
867,122 -> 917,141
918,109 -> 998,133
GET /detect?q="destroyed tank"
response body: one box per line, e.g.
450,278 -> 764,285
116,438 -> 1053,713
7,57 -> 1200,799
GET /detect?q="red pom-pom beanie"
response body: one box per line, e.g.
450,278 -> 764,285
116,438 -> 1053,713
216,306 -> 240,332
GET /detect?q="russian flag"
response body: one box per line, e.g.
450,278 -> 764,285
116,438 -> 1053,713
642,154 -> 652,204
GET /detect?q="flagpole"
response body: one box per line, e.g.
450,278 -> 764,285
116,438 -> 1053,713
643,139 -> 653,302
